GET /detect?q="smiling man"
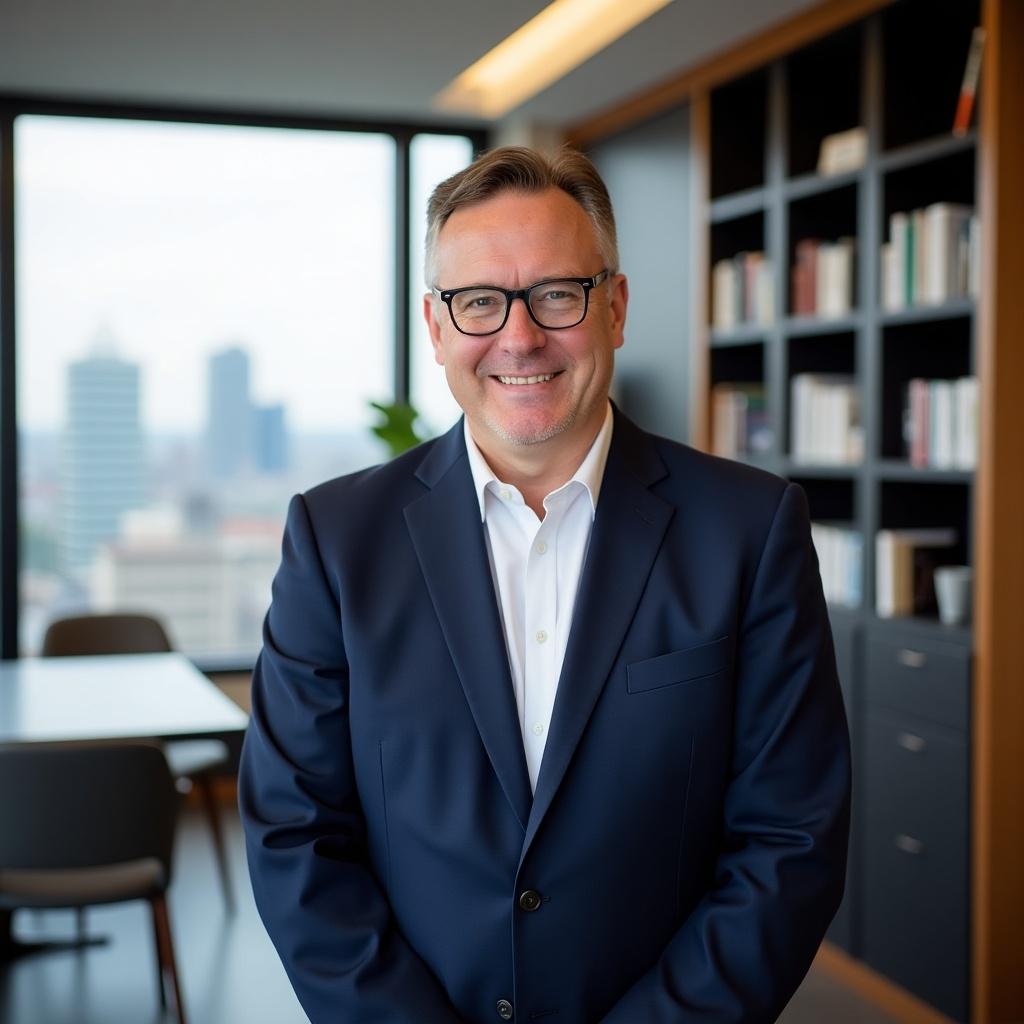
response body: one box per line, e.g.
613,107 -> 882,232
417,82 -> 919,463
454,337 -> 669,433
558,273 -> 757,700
240,146 -> 851,1024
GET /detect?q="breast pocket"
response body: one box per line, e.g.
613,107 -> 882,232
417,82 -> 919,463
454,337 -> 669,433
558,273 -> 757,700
626,636 -> 732,694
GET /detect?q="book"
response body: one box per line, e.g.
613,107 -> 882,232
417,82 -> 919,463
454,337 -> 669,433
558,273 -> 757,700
712,259 -> 736,330
922,202 -> 974,304
885,206 -> 977,308
792,239 -> 819,315
953,27 -> 986,136
790,373 -> 861,464
817,126 -> 867,176
876,528 -> 958,618
812,521 -> 863,608
954,376 -> 978,469
711,383 -> 771,458
712,251 -> 773,329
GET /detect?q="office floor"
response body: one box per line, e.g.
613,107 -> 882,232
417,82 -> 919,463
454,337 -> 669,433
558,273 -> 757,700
0,805 -> 896,1024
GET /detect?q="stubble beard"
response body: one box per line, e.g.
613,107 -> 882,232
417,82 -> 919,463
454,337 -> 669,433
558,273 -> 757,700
482,403 -> 579,447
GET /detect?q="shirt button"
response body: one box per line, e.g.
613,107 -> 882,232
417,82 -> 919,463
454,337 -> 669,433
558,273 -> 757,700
518,890 -> 542,912
499,488 -> 511,502
496,998 -> 514,1020
535,540 -> 548,555
535,629 -> 548,644
532,723 -> 544,736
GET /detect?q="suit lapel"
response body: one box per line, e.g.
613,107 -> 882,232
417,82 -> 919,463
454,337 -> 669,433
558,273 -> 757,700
522,414 -> 673,859
404,422 -> 533,831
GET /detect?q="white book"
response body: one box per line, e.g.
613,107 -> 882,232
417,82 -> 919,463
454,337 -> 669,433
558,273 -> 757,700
881,242 -> 903,311
955,376 -> 978,469
913,208 -> 927,306
815,245 -> 831,317
890,213 -> 909,307
930,380 -> 955,468
924,203 -> 973,303
849,532 -> 863,607
816,240 -> 854,318
712,260 -> 736,330
790,375 -> 810,461
876,530 -> 895,617
756,258 -> 774,324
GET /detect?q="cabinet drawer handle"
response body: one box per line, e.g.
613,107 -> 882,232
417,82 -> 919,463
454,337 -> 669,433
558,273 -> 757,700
897,732 -> 927,753
897,649 -> 928,669
895,834 -> 925,856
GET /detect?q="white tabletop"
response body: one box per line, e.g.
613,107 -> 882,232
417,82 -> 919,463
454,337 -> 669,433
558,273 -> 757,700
0,653 -> 249,745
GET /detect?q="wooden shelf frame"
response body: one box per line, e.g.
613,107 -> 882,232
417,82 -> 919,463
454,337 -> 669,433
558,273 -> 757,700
571,1 -> 1024,1021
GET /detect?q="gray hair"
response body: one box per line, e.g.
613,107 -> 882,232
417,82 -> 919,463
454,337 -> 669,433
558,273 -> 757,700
423,145 -> 619,287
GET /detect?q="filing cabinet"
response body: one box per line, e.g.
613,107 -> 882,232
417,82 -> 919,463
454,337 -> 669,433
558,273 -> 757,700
860,623 -> 971,1022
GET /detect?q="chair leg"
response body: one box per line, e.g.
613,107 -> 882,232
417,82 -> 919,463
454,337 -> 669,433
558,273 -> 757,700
151,903 -> 167,1008
195,774 -> 234,913
75,906 -> 87,942
150,894 -> 187,1024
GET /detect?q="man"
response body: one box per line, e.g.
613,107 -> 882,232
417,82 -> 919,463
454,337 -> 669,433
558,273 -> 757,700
239,146 -> 851,1024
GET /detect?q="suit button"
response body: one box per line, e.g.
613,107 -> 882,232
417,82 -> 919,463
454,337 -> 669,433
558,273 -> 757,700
518,889 -> 542,912
496,998 -> 514,1019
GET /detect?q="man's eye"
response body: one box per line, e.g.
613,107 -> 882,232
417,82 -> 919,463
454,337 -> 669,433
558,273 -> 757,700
469,295 -> 498,308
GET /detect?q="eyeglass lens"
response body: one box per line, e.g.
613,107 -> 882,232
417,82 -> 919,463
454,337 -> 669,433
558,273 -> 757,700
450,280 -> 587,333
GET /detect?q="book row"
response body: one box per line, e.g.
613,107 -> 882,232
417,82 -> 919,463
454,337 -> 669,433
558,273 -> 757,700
791,237 -> 855,318
807,525 -> 964,621
902,376 -> 978,469
710,383 -> 773,459
882,203 -> 979,310
811,522 -> 863,609
711,252 -> 774,329
790,373 -> 864,465
875,527 -> 959,619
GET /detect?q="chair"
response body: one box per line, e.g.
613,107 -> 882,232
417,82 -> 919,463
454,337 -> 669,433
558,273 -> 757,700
0,743 -> 188,1024
41,613 -> 234,912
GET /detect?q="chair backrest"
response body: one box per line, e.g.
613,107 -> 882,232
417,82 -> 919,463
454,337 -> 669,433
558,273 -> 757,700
0,743 -> 178,877
41,613 -> 173,657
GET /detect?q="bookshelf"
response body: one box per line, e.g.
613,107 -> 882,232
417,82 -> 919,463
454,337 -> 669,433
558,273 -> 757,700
571,0 -> 1024,1020
704,9 -> 981,1019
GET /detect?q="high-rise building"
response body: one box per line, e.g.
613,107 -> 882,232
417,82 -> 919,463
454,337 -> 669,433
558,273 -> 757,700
253,403 -> 288,474
207,346 -> 252,478
59,351 -> 145,575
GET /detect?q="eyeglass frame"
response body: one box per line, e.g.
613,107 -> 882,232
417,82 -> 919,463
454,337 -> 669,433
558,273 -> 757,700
432,269 -> 611,337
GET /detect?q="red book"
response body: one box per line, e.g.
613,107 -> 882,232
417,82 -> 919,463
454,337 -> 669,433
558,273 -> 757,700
792,240 -> 819,315
953,27 -> 985,136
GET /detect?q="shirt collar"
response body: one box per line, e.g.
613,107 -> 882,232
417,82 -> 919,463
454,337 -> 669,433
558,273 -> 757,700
463,402 -> 614,523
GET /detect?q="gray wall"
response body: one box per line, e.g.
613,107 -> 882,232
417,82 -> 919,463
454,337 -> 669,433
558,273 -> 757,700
588,105 -> 692,444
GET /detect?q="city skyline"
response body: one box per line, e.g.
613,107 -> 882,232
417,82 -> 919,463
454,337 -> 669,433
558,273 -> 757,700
15,114 -> 397,433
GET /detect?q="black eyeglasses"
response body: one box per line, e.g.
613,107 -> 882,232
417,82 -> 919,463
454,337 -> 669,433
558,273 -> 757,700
433,270 -> 610,337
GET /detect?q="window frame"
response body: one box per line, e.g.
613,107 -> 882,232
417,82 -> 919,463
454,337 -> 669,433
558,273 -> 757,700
0,94 -> 487,666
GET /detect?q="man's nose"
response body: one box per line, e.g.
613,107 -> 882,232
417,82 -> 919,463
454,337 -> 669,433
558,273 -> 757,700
498,296 -> 547,352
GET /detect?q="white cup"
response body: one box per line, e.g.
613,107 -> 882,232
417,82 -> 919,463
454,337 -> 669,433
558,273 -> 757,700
934,565 -> 972,626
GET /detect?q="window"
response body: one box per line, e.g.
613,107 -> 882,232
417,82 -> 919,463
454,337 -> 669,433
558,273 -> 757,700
10,111 -> 478,663
409,133 -> 476,437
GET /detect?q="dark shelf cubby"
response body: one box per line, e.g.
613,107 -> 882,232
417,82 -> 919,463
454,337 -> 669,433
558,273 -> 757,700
881,0 -> 981,152
880,318 -> 973,459
786,23 -> 864,177
709,69 -> 768,199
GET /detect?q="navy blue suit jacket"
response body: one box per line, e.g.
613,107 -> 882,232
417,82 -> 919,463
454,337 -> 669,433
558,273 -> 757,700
239,408 -> 851,1023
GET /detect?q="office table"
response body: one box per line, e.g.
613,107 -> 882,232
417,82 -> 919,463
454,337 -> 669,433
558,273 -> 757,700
0,652 -> 249,960
0,652 -> 248,746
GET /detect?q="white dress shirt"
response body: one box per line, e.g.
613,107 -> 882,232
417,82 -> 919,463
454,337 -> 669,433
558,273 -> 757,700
464,403 -> 614,792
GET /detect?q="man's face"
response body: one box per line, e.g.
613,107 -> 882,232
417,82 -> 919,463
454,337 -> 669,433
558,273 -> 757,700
424,188 -> 627,460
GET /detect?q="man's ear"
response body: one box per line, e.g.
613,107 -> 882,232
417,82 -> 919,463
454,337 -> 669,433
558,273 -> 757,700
423,292 -> 445,366
609,273 -> 629,349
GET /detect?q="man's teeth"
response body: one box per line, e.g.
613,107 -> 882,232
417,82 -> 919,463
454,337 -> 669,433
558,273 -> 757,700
497,373 -> 556,385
